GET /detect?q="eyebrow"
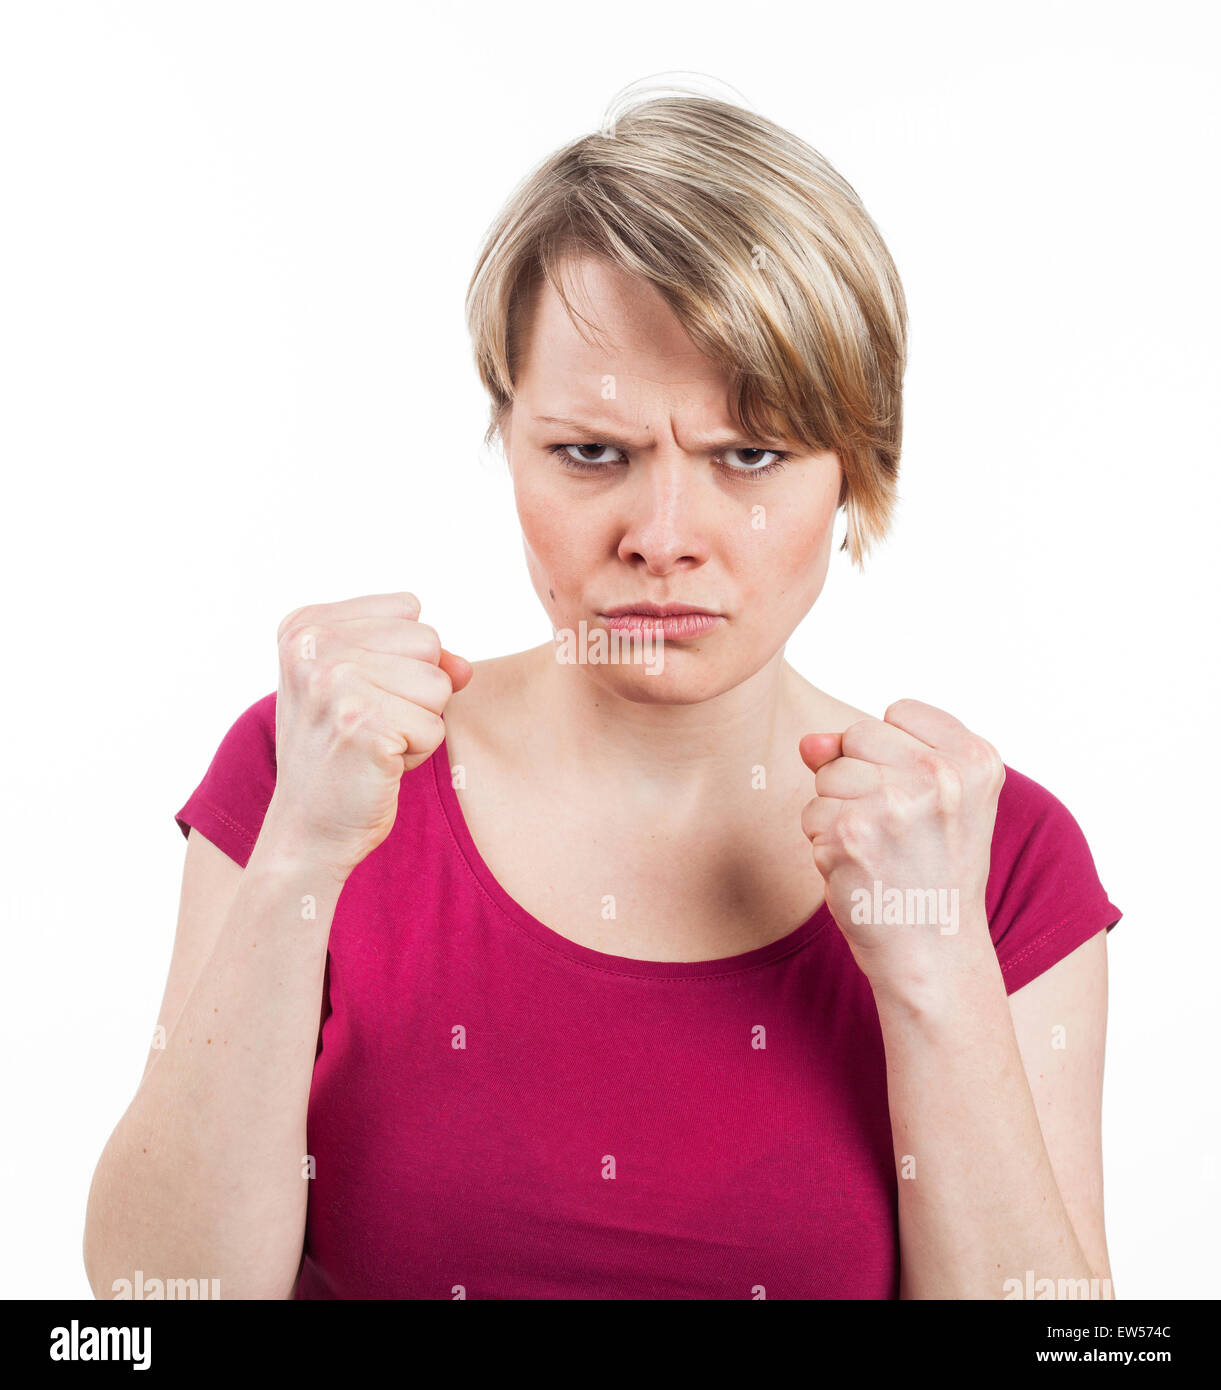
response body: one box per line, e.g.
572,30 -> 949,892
531,414 -> 783,450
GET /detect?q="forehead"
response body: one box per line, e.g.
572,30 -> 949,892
517,256 -> 732,408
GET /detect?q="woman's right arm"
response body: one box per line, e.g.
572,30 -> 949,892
82,591 -> 472,1300
83,819 -> 345,1301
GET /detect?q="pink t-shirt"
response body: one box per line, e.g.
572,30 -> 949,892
174,691 -> 1121,1300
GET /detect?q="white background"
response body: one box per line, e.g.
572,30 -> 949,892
1,0 -> 1216,1299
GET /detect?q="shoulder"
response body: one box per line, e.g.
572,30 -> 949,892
206,689 -> 278,779
192,688 -> 277,774
990,762 -> 1097,865
231,688 -> 277,746
985,762 -> 1122,993
174,690 -> 278,866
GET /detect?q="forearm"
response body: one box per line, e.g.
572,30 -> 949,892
872,924 -> 1101,1300
83,840 -> 341,1300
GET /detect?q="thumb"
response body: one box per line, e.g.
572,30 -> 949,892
799,732 -> 842,775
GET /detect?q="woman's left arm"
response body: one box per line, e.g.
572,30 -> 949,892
799,699 -> 1113,1300
873,925 -> 1111,1299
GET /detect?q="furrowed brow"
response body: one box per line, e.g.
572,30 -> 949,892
531,414 -> 782,450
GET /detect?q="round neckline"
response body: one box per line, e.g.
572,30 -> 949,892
428,736 -> 834,980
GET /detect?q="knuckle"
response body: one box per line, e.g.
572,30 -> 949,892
800,799 -> 819,838
879,780 -> 908,819
282,621 -> 325,659
837,808 -> 872,856
841,717 -> 878,757
304,662 -> 327,699
332,694 -> 370,736
310,658 -> 361,704
965,737 -> 1005,784
328,657 -> 361,686
405,657 -> 450,706
412,623 -> 442,662
414,710 -> 447,751
914,752 -> 941,782
277,605 -> 310,642
303,654 -> 347,701
920,753 -> 962,806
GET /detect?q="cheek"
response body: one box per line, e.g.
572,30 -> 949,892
734,489 -> 838,608
519,498 -> 571,567
514,474 -> 594,600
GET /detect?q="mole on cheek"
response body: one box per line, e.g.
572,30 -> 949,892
548,588 -> 555,600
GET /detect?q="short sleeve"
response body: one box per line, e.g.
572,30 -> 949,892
985,765 -> 1122,994
174,691 -> 279,868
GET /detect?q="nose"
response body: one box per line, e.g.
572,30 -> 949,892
615,452 -> 713,575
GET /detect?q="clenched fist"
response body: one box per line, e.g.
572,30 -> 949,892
260,591 -> 472,882
799,699 -> 1005,992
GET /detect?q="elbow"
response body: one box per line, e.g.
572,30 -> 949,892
82,1149 -> 136,1300
83,1129 -> 307,1301
82,1151 -> 119,1300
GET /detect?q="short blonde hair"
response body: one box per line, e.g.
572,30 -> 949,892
465,91 -> 907,565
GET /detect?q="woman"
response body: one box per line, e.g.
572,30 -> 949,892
84,92 -> 1120,1300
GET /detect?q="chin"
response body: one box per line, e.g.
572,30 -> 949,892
574,656 -> 738,706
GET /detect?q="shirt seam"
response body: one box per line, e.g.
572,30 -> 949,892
998,902 -> 1118,976
186,794 -> 257,848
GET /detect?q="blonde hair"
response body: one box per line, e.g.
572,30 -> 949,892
465,89 -> 907,565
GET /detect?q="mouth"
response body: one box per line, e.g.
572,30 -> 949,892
597,602 -> 725,640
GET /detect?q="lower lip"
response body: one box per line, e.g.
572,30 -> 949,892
600,613 -> 724,639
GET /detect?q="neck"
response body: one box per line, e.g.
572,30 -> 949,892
522,642 -> 813,817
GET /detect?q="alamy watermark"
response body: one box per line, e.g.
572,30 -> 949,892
50,1321 -> 152,1370
553,621 -> 664,676
849,880 -> 960,936
111,1269 -> 220,1299
1003,1269 -> 1114,1299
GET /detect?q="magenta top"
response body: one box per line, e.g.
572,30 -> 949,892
175,691 -> 1121,1300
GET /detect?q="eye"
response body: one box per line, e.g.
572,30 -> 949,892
548,443 -> 626,472
545,441 -> 790,478
720,446 -> 787,475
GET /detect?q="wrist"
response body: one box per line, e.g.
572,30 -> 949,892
249,807 -> 354,892
854,912 -> 1003,1017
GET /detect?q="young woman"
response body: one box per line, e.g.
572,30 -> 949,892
84,92 -> 1120,1300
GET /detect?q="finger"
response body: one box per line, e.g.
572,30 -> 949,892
800,793 -> 841,842
388,695 -> 449,770
813,756 -> 883,800
799,732 -> 842,772
841,715 -> 922,768
342,682 -> 447,767
883,697 -> 970,751
295,616 -> 442,663
278,591 -> 421,640
336,652 -> 458,717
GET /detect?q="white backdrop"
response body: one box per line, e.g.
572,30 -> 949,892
1,0 -> 1216,1299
